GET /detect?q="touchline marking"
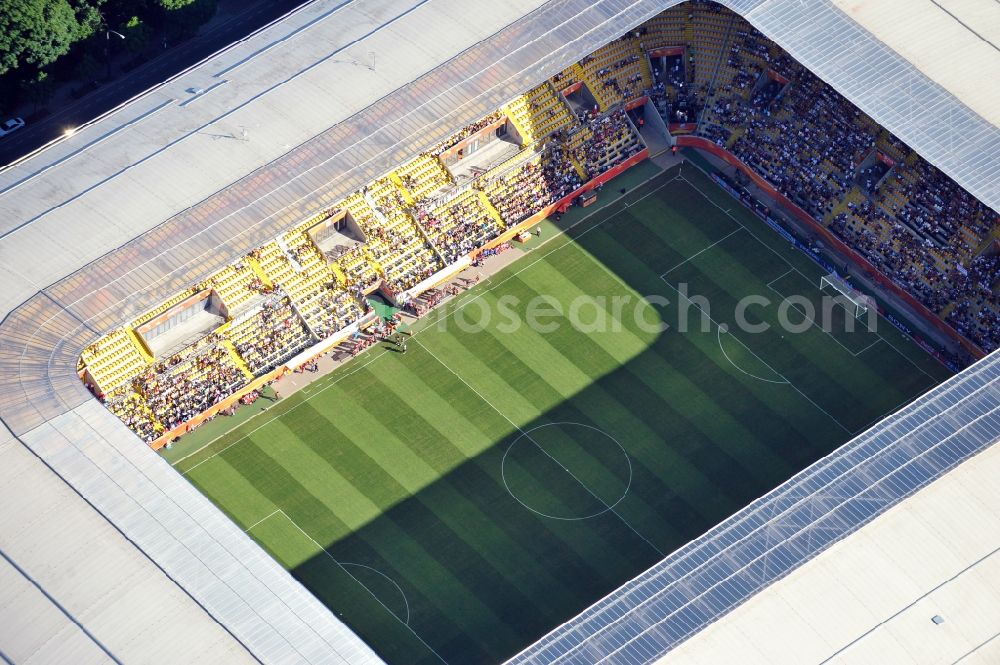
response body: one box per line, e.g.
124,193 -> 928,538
415,174 -> 681,337
175,171 -> 679,471
660,227 -> 742,277
677,172 -> 938,383
275,510 -> 443,662
541,372 -> 996,665
412,338 -> 664,558
176,351 -> 384,471
847,375 -> 939,437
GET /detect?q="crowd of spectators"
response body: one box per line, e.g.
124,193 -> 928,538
356,207 -> 443,293
598,54 -> 646,103
946,254 -> 1000,352
311,287 -> 365,340
234,298 -> 312,373
429,111 -> 504,154
337,245 -> 381,292
96,5 -> 1000,451
134,339 -> 246,433
857,160 -> 890,196
485,149 -> 581,224
416,196 -> 503,264
368,180 -> 409,220
698,22 -> 999,353
107,393 -> 159,443
573,109 -> 642,176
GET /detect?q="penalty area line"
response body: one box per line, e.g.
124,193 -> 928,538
676,171 -> 938,382
175,351 -> 385,472
244,509 -> 281,532
273,510 -> 440,661
660,277 -> 851,435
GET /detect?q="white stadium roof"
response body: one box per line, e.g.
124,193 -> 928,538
661,427 -> 1000,665
0,0 -> 997,663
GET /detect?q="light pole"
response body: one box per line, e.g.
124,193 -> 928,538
105,29 -> 125,81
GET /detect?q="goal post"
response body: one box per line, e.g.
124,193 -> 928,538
819,273 -> 875,320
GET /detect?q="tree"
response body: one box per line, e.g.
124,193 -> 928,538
73,51 -> 102,82
159,0 -> 217,42
123,15 -> 152,54
0,0 -> 98,75
102,0 -> 151,29
20,70 -> 56,111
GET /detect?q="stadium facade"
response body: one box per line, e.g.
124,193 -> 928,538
0,0 -> 997,663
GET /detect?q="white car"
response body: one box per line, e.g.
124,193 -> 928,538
0,117 -> 25,138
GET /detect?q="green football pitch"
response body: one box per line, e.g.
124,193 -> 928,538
171,163 -> 951,664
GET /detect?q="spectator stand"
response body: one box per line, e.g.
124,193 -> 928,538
136,333 -> 248,432
676,134 -> 989,360
854,150 -> 895,196
79,327 -> 151,400
84,2 -> 998,447
502,81 -> 576,146
681,10 -> 999,354
646,46 -> 693,129
438,115 -> 520,187
229,292 -> 313,374
414,189 -> 506,266
576,32 -> 652,111
136,288 -> 228,360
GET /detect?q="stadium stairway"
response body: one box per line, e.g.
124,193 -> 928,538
389,171 -> 416,206
224,340 -> 255,380
246,254 -> 273,289
477,190 -> 506,228
127,328 -> 154,364
569,151 -> 589,180
330,261 -> 349,285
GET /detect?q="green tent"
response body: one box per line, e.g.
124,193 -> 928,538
367,298 -> 402,321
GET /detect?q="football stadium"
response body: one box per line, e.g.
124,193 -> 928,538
1,0 -> 999,664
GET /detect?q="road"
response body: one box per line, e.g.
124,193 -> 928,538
0,0 -> 309,168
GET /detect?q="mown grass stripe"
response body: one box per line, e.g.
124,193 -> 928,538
219,437 -> 353,556
341,364 -> 471,475
431,296 -> 749,529
176,165 -> 954,665
592,224 -> 851,444
334,497 -> 541,658
445,451 -> 629,591
185,453 -> 278,529
499,265 -> 805,485
662,238 -> 898,425
260,514 -> 444,665
366,354 -> 511,456
279,401 -> 413,512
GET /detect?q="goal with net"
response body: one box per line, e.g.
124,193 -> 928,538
819,273 -> 875,320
